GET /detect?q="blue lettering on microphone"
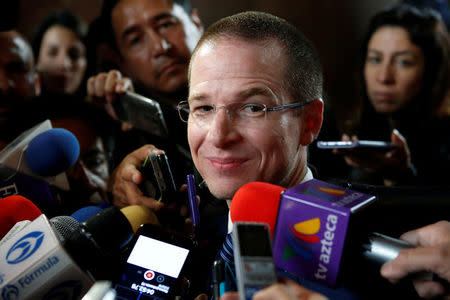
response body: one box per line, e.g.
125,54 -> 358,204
6,231 -> 44,264
18,256 -> 59,288
1,284 -> 19,300
314,214 -> 337,281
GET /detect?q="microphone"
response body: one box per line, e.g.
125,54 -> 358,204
0,196 -> 161,299
25,128 -> 79,177
0,195 -> 42,240
0,213 -> 94,299
49,215 -> 81,243
0,120 -> 80,210
62,205 -> 161,279
229,179 -> 420,287
120,205 -> 160,233
71,206 -> 104,223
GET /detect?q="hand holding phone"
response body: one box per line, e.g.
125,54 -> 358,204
233,222 -> 277,300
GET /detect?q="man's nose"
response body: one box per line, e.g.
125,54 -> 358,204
207,109 -> 240,148
148,30 -> 171,56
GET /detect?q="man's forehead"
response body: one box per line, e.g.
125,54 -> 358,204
194,37 -> 283,65
112,0 -> 174,30
190,37 -> 285,83
189,37 -> 288,104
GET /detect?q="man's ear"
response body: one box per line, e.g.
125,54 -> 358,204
300,98 -> 323,146
190,8 -> 204,34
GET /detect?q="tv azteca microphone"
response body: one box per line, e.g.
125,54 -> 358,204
230,179 -> 425,287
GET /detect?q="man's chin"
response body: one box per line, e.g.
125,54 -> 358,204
207,180 -> 249,201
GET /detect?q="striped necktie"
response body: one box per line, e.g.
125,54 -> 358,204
218,233 -> 235,267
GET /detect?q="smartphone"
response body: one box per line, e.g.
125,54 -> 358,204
114,91 -> 169,138
140,153 -> 177,203
232,222 -> 277,300
114,223 -> 194,300
317,140 -> 395,150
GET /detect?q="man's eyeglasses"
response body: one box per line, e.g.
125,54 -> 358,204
177,99 -> 314,125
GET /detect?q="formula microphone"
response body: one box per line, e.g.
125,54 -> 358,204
230,180 -> 422,287
0,199 -> 161,298
0,214 -> 93,299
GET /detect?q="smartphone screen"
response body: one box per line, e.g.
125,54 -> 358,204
114,227 -> 192,299
233,223 -> 277,300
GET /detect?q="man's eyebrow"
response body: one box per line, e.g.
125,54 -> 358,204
188,93 -> 207,103
188,87 -> 276,103
236,86 -> 275,101
152,12 -> 176,23
121,13 -> 176,40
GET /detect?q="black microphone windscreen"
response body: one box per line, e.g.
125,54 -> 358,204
50,215 -> 80,242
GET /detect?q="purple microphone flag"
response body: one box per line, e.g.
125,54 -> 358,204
273,179 -> 375,287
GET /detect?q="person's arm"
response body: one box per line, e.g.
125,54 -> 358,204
86,69 -> 134,131
381,221 -> 450,299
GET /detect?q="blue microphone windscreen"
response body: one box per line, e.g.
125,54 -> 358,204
25,128 -> 80,176
71,206 -> 103,223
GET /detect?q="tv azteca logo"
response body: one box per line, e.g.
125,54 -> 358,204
283,186 -> 343,261
283,217 -> 320,260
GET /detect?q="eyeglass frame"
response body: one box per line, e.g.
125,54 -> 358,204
176,98 -> 316,123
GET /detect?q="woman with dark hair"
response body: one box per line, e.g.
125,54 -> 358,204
29,12 -> 116,208
31,10 -> 87,97
337,4 -> 450,186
